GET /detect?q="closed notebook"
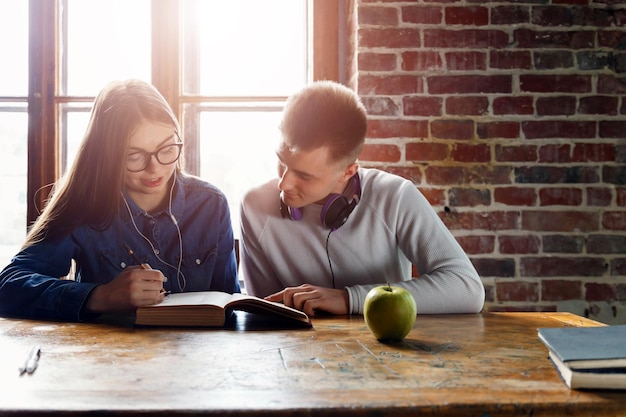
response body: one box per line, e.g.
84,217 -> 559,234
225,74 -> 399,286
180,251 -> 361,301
538,324 -> 626,390
537,325 -> 626,369
546,350 -> 626,390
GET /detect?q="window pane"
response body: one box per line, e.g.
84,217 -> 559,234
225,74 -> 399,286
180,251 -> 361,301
0,111 -> 28,266
64,0 -> 151,96
0,1 -> 28,96
61,105 -> 92,172
198,110 -> 282,237
183,0 -> 308,96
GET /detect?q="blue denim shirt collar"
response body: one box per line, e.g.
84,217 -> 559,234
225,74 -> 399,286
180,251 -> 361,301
121,174 -> 186,223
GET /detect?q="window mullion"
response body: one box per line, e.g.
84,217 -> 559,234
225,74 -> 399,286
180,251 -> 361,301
151,0 -> 181,120
27,0 -> 60,226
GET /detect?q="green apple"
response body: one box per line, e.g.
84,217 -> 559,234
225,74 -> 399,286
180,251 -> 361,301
363,284 -> 417,341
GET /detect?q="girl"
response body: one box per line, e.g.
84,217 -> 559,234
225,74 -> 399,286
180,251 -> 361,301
0,79 -> 239,321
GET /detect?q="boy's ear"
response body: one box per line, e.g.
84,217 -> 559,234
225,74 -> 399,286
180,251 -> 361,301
340,162 -> 359,182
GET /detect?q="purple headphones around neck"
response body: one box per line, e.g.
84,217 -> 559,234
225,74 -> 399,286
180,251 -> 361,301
280,173 -> 362,231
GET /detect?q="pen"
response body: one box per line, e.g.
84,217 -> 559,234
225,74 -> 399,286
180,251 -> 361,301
123,243 -> 169,294
19,345 -> 41,375
123,243 -> 149,270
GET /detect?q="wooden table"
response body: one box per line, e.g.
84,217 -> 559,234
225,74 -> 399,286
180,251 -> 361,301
0,311 -> 624,416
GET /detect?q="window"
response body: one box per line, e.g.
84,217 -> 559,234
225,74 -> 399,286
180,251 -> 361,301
16,0 -> 340,269
0,1 -> 28,266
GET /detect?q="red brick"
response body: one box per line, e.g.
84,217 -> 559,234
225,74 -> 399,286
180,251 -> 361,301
362,97 -> 400,117
603,212 -> 626,231
450,144 -> 491,163
445,96 -> 489,116
424,29 -> 509,48
358,53 -> 397,72
491,6 -> 529,25
538,144 -> 571,163
514,29 -> 594,49
359,144 -> 401,163
515,166 -> 599,184
403,96 -> 443,117
587,235 -> 626,254
428,75 -> 512,94
456,235 -> 495,254
445,6 -> 489,26
599,120 -> 626,138
472,258 -> 516,278
401,5 -> 442,25
522,211 -> 599,232
611,259 -> 626,276
521,256 -> 606,277
367,119 -> 429,139
401,51 -> 442,72
495,145 -> 537,163
477,122 -> 520,139
586,187 -> 613,207
431,119 -> 474,140
543,235 -> 584,254
418,187 -> 446,206
358,6 -> 399,26
406,142 -> 449,162
520,74 -> 592,93
489,50 -> 532,70
617,188 -> 626,206
445,51 -> 487,71
499,235 -> 540,254
496,281 -> 539,302
578,95 -> 619,115
426,165 -> 512,186
536,96 -> 576,116
572,143 -> 615,162
585,283 -> 618,302
494,187 -> 537,206
440,210 -> 519,231
539,187 -> 583,206
493,96 -> 534,115
522,120 -> 596,139
598,75 -> 626,94
448,187 -> 490,206
542,280 -> 583,301
358,28 -> 421,49
359,75 -> 423,95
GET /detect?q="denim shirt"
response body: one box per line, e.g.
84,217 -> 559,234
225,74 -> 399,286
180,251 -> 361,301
0,174 -> 240,321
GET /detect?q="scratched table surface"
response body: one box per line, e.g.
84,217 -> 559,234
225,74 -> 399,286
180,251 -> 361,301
0,311 -> 624,416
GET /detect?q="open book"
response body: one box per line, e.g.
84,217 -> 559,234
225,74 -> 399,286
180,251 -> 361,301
136,291 -> 311,328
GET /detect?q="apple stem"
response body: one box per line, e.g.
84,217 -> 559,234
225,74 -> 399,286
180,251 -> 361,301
386,282 -> 391,291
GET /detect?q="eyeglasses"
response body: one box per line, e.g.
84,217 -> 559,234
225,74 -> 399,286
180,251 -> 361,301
126,142 -> 183,172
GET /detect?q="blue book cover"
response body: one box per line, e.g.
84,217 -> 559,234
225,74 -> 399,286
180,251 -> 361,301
538,325 -> 626,369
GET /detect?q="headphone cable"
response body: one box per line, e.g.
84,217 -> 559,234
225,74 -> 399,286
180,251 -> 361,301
325,229 -> 336,289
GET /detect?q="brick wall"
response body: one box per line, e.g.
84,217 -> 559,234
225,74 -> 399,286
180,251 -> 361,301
348,0 -> 626,323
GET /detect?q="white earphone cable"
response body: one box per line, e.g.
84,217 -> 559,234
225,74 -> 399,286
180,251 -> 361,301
121,173 -> 186,291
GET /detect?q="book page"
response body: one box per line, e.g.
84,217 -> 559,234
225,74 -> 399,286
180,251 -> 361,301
151,291 -> 235,309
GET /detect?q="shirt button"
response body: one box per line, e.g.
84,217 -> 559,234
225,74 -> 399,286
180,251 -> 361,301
121,262 -> 127,268
195,259 -> 201,265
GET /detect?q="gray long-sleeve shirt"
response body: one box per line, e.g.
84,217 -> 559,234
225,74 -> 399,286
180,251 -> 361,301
240,168 -> 485,315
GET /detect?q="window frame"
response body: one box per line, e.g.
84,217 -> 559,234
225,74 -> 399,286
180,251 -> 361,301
26,0 -> 341,226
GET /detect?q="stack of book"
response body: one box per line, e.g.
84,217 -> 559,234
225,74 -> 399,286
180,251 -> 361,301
537,324 -> 626,390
